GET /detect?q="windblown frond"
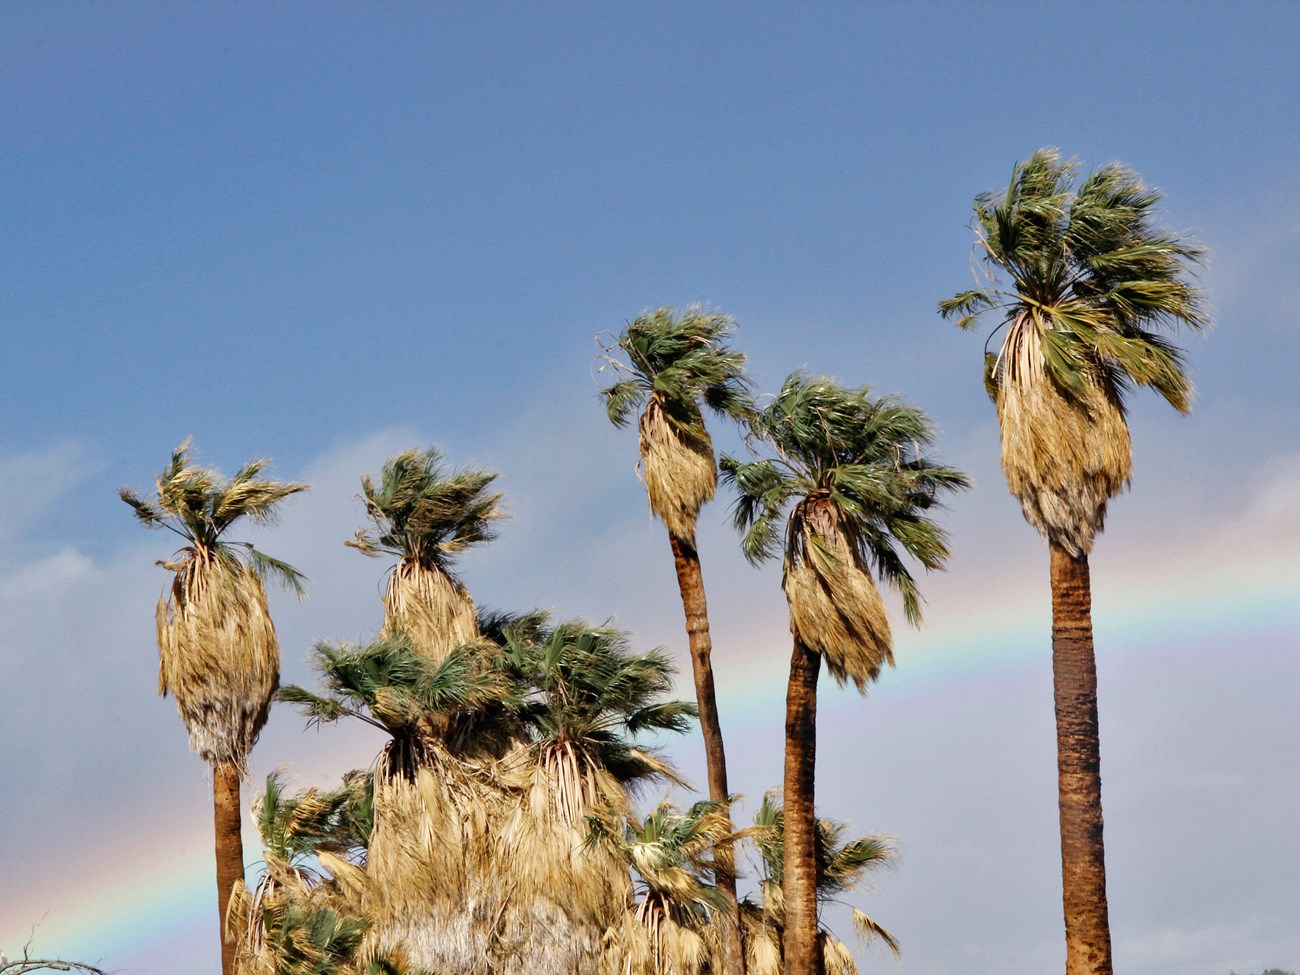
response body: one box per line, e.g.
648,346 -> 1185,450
723,373 -> 968,688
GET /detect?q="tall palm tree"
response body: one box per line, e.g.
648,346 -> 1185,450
601,305 -> 753,975
348,447 -> 503,664
722,375 -> 967,975
941,149 -> 1208,975
120,443 -> 307,975
740,793 -> 898,975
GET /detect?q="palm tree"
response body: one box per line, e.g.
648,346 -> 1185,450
740,793 -> 899,975
722,375 -> 967,975
587,798 -> 733,975
120,443 -> 307,975
941,149 -> 1208,975
495,617 -> 699,975
233,770 -> 380,975
601,305 -> 753,975
280,635 -> 515,974
348,447 -> 503,664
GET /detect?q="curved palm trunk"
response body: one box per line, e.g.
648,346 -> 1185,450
213,761 -> 245,975
1049,543 -> 1113,975
782,638 -> 821,975
668,534 -> 744,975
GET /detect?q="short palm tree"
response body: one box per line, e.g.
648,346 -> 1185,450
588,798 -> 733,975
495,618 -> 698,975
941,148 -> 1208,975
233,770 -> 378,975
722,374 -> 967,975
348,447 -> 503,664
740,793 -> 899,975
120,443 -> 307,975
280,635 -> 514,974
601,305 -> 753,975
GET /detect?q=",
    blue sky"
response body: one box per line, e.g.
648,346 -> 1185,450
2,3 -> 1298,973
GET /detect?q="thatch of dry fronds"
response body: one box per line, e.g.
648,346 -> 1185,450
358,740 -> 510,974
156,551 -> 278,770
783,499 -> 892,693
491,747 -> 635,975
996,313 -> 1132,556
639,397 -> 718,542
381,560 -> 480,664
602,894 -> 711,975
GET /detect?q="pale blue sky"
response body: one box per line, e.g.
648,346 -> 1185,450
2,4 -> 1298,974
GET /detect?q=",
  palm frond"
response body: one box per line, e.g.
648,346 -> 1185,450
599,305 -> 753,540
347,447 -> 503,568
943,148 -> 1208,551
348,447 -> 502,661
726,373 -> 968,688
740,792 -> 900,971
122,444 -> 307,770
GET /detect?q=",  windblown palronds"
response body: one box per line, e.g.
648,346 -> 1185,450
156,551 -> 279,770
380,560 -> 480,663
783,499 -> 893,694
638,397 -> 718,542
995,314 -> 1132,557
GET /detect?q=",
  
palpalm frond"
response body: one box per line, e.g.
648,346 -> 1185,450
740,792 -> 900,970
347,447 -> 503,567
722,373 -> 969,689
600,305 -> 753,540
348,447 -> 502,662
942,148 -> 1208,553
121,442 -> 308,771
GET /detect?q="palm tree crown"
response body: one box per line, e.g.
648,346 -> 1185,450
348,447 -> 503,662
601,305 -> 753,540
119,442 -> 307,767
500,618 -> 698,819
722,373 -> 969,690
940,148 -> 1208,553
348,447 -> 502,571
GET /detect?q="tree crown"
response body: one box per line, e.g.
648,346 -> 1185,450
119,441 -> 308,594
600,305 -> 754,434
721,373 -> 969,625
347,447 -> 503,573
940,147 -> 1209,412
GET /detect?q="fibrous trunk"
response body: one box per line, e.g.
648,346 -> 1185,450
381,560 -> 479,663
782,639 -> 821,975
669,533 -> 744,975
156,553 -> 279,771
1049,542 -> 1113,975
214,760 -> 246,975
